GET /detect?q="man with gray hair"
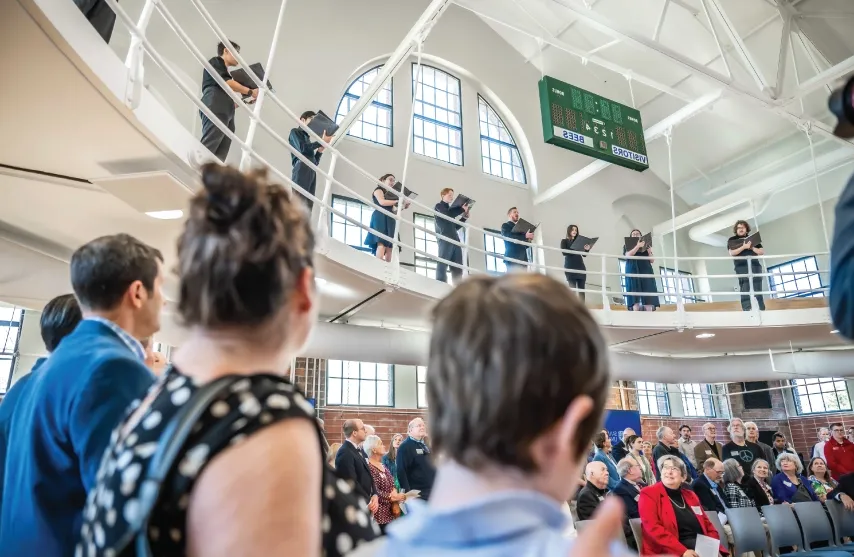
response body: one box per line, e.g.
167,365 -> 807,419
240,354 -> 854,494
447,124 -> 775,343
694,422 -> 722,469
722,417 -> 764,478
652,426 -> 680,481
612,428 -> 635,462
610,458 -> 644,549
744,421 -> 776,474
396,417 -> 435,501
576,461 -> 610,520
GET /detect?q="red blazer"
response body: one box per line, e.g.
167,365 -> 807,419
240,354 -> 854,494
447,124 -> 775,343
637,482 -> 728,556
825,438 -> 854,480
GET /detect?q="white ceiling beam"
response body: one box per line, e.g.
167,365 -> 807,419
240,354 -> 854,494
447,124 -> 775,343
653,0 -> 670,42
705,0 -> 773,95
699,0 -> 732,80
774,14 -> 792,99
534,90 -> 724,205
669,0 -> 699,17
786,54 -> 854,102
523,0 -> 604,63
796,12 -> 854,20
330,0 -> 452,147
586,39 -> 620,56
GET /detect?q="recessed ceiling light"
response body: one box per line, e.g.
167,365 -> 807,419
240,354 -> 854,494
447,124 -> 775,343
145,210 -> 184,220
696,333 -> 716,339
831,329 -> 840,334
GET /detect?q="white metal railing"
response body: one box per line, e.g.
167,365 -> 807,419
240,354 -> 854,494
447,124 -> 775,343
98,0 -> 832,314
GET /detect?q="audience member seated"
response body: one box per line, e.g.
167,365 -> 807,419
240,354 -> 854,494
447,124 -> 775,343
742,459 -> 774,512
612,457 -> 645,549
363,435 -> 404,534
824,422 -> 854,480
639,455 -> 727,556
808,457 -> 838,501
352,273 -> 633,556
626,434 -> 655,485
578,461 -> 611,520
695,422 -> 723,470
821,471 -> 854,509
745,422 -> 776,473
396,417 -> 435,502
772,452 -> 818,503
692,458 -> 728,518
722,418 -> 763,478
722,458 -> 755,509
336,419 -> 379,512
76,165 -> 377,556
592,431 -> 621,491
612,428 -> 635,462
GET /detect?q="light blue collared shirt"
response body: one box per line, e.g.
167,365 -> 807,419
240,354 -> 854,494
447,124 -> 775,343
84,317 -> 145,362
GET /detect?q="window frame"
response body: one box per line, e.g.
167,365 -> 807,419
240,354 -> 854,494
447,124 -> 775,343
416,366 -> 428,408
325,360 -> 395,407
636,381 -> 671,416
659,267 -> 702,304
618,259 -> 628,294
0,308 -> 24,394
768,255 -> 825,299
483,228 -> 508,275
411,63 -> 464,166
329,194 -> 374,253
477,95 -> 526,184
335,66 -> 394,146
413,213 -> 439,279
679,383 -> 716,418
790,377 -> 852,415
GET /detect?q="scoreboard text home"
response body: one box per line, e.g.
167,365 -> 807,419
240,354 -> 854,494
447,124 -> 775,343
538,76 -> 649,172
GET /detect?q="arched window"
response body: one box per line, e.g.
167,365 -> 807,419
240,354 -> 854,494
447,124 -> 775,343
335,66 -> 393,146
478,95 -> 525,184
412,64 -> 463,165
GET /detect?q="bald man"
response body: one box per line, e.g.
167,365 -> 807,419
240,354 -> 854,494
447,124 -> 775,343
576,461 -> 609,520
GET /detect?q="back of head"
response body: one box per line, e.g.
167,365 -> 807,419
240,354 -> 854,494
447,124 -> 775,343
427,273 -> 609,472
40,294 -> 83,352
176,164 -> 314,334
70,234 -> 162,312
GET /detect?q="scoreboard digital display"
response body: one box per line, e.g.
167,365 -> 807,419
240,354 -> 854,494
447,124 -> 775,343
538,76 -> 649,172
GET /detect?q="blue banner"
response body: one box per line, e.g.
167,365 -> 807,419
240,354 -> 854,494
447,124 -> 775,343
604,409 -> 642,446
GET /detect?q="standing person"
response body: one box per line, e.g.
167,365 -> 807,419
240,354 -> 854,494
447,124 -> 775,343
500,207 -> 533,271
433,188 -> 470,284
623,229 -> 659,311
722,418 -> 763,478
626,435 -> 655,485
612,428 -> 635,462
678,425 -> 698,469
560,225 -> 591,300
772,432 -> 797,462
728,220 -> 766,312
824,422 -> 854,479
694,422 -> 723,470
383,433 -> 404,488
336,419 -> 379,512
847,427 -> 854,444
364,174 -> 401,262
1,234 -> 162,555
397,417 -> 435,501
289,111 -> 332,210
813,427 -> 831,460
652,426 -> 681,481
77,165 -> 378,556
73,0 -> 117,42
364,436 -> 405,534
745,421 -> 776,473
200,41 -> 257,162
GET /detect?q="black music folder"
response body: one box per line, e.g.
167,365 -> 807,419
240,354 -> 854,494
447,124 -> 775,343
727,232 -> 762,250
230,63 -> 273,92
511,219 -> 539,234
450,194 -> 475,210
307,110 -> 340,138
624,233 -> 652,251
569,235 -> 598,251
386,182 -> 418,201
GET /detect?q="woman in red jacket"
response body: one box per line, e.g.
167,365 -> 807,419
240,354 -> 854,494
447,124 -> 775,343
638,455 -> 728,557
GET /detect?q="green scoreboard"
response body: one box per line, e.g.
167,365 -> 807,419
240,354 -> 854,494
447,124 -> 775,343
538,75 -> 649,172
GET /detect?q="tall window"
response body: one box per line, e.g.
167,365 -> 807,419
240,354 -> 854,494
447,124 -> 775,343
413,214 -> 439,279
330,195 -> 373,252
660,267 -> 700,304
636,381 -> 670,415
478,96 -> 525,184
412,65 -> 463,165
791,377 -> 851,415
335,66 -> 393,146
618,259 -> 628,294
0,308 -> 22,393
417,366 -> 428,408
326,360 -> 394,407
484,229 -> 507,274
768,256 -> 824,298
680,383 -> 715,417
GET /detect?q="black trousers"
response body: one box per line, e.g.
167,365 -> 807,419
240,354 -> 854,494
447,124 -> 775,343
436,240 -> 462,283
292,164 -> 318,211
200,110 -> 235,162
737,265 -> 765,311
566,275 -> 586,301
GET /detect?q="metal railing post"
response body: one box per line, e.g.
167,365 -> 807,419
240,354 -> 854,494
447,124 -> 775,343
601,255 -> 610,310
315,152 -> 338,236
748,256 -> 756,312
462,227 -> 471,278
123,0 -> 157,109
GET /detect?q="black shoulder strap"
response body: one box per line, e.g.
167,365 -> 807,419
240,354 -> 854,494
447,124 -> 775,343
111,375 -> 240,556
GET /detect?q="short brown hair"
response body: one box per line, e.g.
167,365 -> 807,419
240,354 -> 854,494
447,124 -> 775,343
507,206 -> 517,215
593,431 -> 608,449
830,422 -> 844,430
343,419 -> 361,438
176,164 -> 314,329
426,273 -> 610,472
440,188 -> 454,197
733,220 -> 751,235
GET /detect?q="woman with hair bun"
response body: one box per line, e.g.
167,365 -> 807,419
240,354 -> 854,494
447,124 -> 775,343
364,173 -> 403,262
78,164 -> 377,556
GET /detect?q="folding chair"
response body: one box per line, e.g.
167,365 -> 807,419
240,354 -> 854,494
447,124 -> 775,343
629,518 -> 643,554
725,507 -> 770,557
792,501 -> 854,553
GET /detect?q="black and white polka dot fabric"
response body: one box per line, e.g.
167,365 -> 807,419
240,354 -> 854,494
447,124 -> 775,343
76,367 -> 378,556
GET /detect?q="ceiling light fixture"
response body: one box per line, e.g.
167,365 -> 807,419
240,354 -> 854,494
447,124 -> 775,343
145,210 -> 184,220
696,333 -> 716,339
831,329 -> 840,334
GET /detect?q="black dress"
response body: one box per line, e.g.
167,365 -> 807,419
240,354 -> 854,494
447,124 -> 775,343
76,367 -> 377,556
623,246 -> 660,310
364,188 -> 395,255
560,238 -> 589,298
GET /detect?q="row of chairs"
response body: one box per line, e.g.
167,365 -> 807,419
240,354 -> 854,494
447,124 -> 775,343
577,500 -> 854,556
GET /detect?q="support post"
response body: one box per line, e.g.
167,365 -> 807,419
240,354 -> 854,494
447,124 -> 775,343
124,0 -> 157,109
316,152 -> 339,235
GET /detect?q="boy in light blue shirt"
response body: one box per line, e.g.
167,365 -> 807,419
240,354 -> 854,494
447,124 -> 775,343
351,273 -> 633,556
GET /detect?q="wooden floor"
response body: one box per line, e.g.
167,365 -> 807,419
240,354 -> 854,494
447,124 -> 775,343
587,297 -> 827,312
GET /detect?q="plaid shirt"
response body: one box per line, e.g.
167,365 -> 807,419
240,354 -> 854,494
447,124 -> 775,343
84,317 -> 145,362
724,481 -> 755,508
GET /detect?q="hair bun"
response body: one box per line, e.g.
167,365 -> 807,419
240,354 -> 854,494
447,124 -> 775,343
200,164 -> 260,230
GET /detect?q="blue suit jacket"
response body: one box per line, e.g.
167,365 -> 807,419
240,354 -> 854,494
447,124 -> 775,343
501,221 -> 530,264
0,320 -> 154,556
771,472 -> 818,503
593,450 -> 621,491
611,478 -> 642,519
831,172 -> 854,338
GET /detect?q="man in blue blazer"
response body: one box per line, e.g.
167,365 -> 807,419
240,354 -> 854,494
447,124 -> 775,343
0,234 -> 162,556
611,457 -> 646,549
500,207 -> 533,270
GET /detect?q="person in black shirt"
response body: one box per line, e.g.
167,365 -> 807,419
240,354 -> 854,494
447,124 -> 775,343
200,41 -> 257,162
73,0 -> 117,42
289,111 -> 332,211
500,207 -> 532,271
396,418 -> 436,501
560,225 -> 591,300
728,220 -> 766,311
433,188 -> 470,284
722,417 -> 763,478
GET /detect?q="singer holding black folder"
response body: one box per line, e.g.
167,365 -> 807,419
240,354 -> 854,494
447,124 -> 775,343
623,229 -> 659,311
728,220 -> 766,312
364,174 -> 405,262
289,111 -> 332,210
560,225 -> 591,300
501,207 -> 533,271
434,189 -> 470,284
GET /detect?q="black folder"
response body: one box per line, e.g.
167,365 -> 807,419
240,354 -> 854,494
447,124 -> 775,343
230,63 -> 273,92
511,219 -> 539,234
450,194 -> 475,210
624,233 -> 652,251
727,232 -> 762,251
385,182 -> 418,201
569,235 -> 598,251
307,110 -> 340,138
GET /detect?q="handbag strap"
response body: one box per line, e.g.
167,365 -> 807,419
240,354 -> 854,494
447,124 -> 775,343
109,375 -> 241,556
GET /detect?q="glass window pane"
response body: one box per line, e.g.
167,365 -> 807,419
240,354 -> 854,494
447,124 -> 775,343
336,66 -> 393,146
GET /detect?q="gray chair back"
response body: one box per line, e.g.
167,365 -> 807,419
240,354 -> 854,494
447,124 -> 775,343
704,510 -> 729,551
629,518 -> 643,553
725,507 -> 769,555
762,504 -> 805,555
792,501 -> 837,549
575,519 -> 627,546
826,499 -> 854,544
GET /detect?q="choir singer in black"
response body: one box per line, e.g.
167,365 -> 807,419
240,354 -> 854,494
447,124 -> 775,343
434,188 -> 470,284
560,224 -> 591,300
501,207 -> 533,271
728,219 -> 766,311
289,111 -> 332,210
